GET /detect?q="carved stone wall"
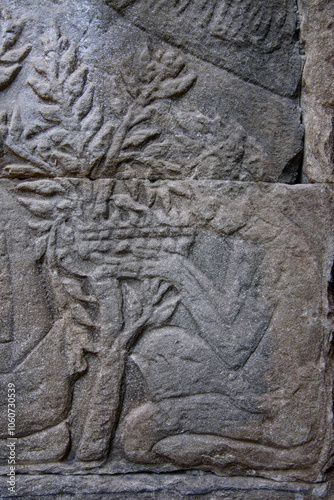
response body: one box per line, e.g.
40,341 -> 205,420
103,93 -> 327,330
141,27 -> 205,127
0,1 -> 333,498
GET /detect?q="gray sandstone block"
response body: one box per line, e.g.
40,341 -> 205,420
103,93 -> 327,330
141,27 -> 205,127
299,0 -> 334,183
0,179 -> 333,485
0,0 -> 333,497
0,0 -> 303,183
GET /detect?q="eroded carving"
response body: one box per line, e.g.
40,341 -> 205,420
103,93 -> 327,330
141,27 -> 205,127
0,29 -> 287,181
0,179 -> 332,482
2,36 -> 201,178
0,0 -> 330,491
0,5 -> 31,91
3,26 -> 114,178
4,179 -> 268,464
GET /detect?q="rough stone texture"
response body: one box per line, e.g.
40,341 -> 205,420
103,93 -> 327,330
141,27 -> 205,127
0,473 -> 330,499
0,0 -> 303,183
105,0 -> 301,98
299,0 -> 334,183
0,0 -> 333,499
0,180 -> 333,486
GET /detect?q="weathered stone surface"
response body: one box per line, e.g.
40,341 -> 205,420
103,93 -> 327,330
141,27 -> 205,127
0,0 -> 333,498
0,179 -> 333,486
299,0 -> 334,182
0,0 -> 303,182
0,473 -> 329,499
105,0 -> 301,98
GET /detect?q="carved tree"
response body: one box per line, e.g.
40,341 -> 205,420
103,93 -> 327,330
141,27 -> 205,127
0,27 -> 271,181
15,179 -> 187,460
4,26 -> 113,178
94,45 -> 197,177
2,38 -> 198,179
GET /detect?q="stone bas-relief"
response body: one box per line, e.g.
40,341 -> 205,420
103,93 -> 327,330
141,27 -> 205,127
106,0 -> 301,97
0,179 -> 333,485
0,6 -> 31,91
0,0 -> 303,182
0,0 -> 333,498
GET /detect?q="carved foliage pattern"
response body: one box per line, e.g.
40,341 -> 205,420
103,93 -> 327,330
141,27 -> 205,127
0,5 -> 31,90
0,21 -> 273,181
1,35 -> 199,178
15,178 -> 197,459
112,0 -> 294,52
4,26 -> 114,178
16,179 -> 192,371
13,177 -> 270,462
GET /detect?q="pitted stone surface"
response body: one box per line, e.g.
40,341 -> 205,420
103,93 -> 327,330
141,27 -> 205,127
0,179 -> 333,485
0,0 -> 303,182
0,0 -> 333,498
0,473 -> 330,499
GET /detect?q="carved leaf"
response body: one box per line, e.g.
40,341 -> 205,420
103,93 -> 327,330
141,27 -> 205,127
0,25 -> 22,54
24,120 -> 52,139
51,151 -> 81,174
154,73 -> 197,99
130,106 -> 156,127
74,84 -> 94,120
17,197 -> 57,218
59,43 -> 77,81
65,65 -> 89,99
31,57 -> 48,77
28,78 -> 54,101
81,108 -> 103,134
88,122 -> 114,152
39,104 -> 62,123
123,128 -> 160,148
0,63 -> 21,89
28,220 -> 52,233
17,180 -> 66,196
4,163 -> 49,178
0,45 -> 31,63
0,8 -> 31,90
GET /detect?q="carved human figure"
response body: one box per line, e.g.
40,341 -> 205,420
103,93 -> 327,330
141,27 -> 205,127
3,179 -> 267,465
